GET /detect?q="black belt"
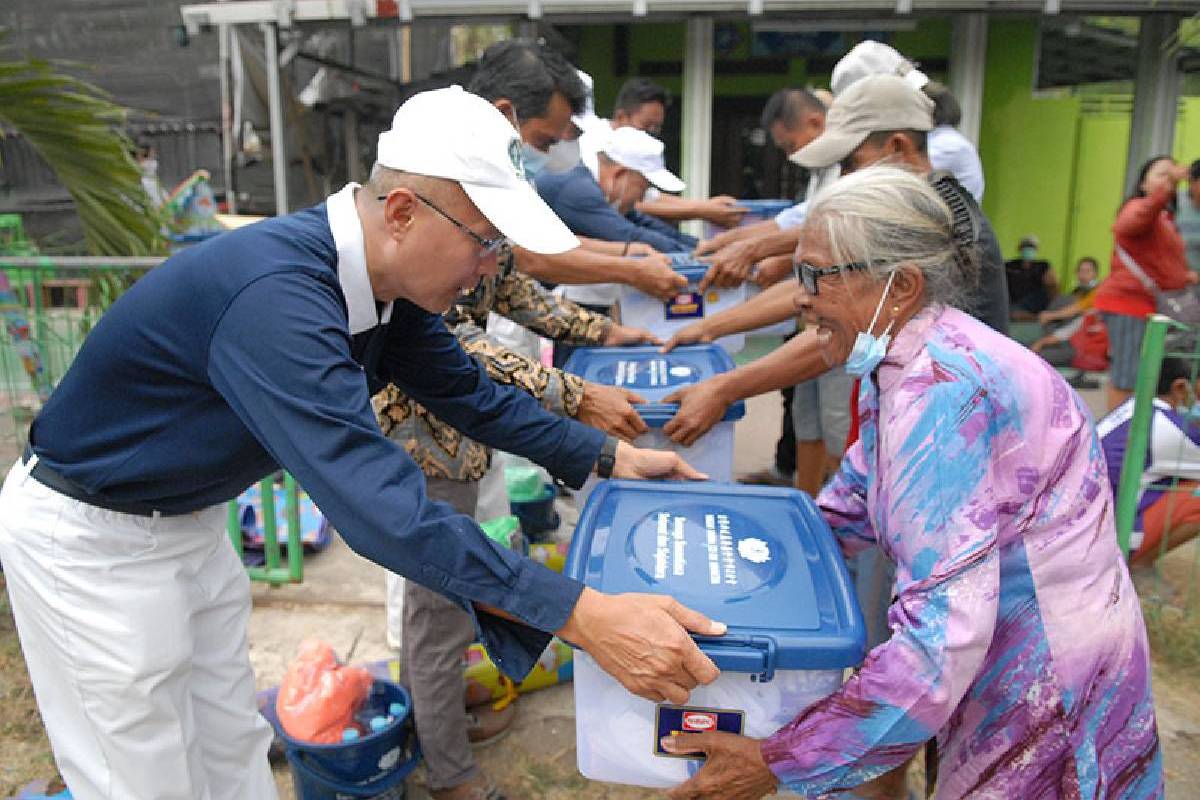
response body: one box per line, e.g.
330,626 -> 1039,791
22,445 -> 172,518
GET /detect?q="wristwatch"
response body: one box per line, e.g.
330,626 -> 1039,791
596,436 -> 619,479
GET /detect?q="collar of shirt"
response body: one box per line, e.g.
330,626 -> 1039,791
877,304 -> 942,394
327,182 -> 394,335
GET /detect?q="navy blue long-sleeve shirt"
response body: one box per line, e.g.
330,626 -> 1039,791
535,164 -> 697,254
28,185 -> 605,678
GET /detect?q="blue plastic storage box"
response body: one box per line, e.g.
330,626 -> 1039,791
702,198 -> 795,240
619,264 -> 747,353
563,345 -> 745,502
661,251 -> 797,339
565,480 -> 865,788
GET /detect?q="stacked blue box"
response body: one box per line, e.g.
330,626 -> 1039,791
563,345 -> 745,501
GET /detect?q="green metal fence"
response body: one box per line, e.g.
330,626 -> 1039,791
1114,314 -> 1200,666
0,256 -> 162,457
1,256 -> 304,585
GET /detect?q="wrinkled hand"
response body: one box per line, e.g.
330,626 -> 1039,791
612,441 -> 707,481
557,588 -> 724,705
701,196 -> 750,230
663,381 -> 732,446
577,383 -> 648,442
663,732 -> 778,800
603,323 -> 662,347
660,320 -> 713,353
632,255 -> 689,301
700,239 -> 757,292
752,254 -> 794,289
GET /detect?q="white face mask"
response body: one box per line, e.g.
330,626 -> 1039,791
843,270 -> 898,378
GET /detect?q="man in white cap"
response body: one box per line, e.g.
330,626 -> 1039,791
536,125 -> 695,259
659,75 -> 1007,483
535,124 -> 696,364
0,85 -> 726,800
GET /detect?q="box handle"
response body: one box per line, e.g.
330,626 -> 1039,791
694,635 -> 778,683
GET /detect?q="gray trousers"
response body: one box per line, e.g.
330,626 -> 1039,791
398,477 -> 481,791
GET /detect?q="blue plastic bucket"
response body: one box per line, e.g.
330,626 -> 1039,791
260,681 -> 421,800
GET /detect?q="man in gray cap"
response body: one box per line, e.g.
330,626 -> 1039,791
661,74 -> 1008,447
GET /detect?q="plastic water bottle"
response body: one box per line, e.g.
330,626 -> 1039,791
342,728 -> 360,742
369,716 -> 389,733
388,702 -> 407,718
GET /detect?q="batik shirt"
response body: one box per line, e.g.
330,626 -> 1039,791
763,306 -> 1162,799
374,246 -> 612,481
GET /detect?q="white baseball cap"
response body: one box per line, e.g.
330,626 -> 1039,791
793,74 -> 934,170
831,40 -> 929,96
601,127 -> 685,193
375,85 -> 578,255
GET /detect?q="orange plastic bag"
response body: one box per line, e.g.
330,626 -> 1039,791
276,638 -> 374,744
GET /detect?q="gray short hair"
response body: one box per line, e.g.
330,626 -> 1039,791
805,165 -> 973,310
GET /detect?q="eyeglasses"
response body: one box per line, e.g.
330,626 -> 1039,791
377,191 -> 507,256
793,259 -> 870,296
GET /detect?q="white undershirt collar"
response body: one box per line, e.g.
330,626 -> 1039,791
326,182 -> 394,335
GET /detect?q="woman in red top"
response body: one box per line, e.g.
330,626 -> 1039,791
1094,155 -> 1197,410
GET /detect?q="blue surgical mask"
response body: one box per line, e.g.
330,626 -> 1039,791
844,271 -> 897,378
521,143 -> 550,181
1020,246 -> 1037,260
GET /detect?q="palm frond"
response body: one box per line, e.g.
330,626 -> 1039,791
0,40 -> 166,256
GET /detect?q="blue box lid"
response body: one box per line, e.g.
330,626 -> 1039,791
565,480 -> 865,676
562,345 -> 745,425
734,199 -> 794,218
664,251 -> 704,269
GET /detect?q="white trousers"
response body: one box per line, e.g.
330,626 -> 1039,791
0,457 -> 277,800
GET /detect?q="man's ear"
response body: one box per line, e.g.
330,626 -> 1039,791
494,98 -> 517,126
891,132 -> 919,160
381,188 -> 418,242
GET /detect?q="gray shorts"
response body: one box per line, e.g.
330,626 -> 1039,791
792,366 -> 854,456
1102,312 -> 1146,391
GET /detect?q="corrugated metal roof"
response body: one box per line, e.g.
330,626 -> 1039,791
179,0 -> 1200,29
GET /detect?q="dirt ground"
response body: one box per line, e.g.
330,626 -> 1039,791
3,389 -> 1200,799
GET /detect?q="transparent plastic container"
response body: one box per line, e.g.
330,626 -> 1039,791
565,481 -> 865,789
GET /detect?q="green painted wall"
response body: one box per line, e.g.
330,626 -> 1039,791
980,19 -> 1200,290
979,18 -> 1083,286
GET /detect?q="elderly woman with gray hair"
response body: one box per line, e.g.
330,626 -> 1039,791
663,166 -> 1161,800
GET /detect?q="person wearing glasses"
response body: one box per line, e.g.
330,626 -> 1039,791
659,165 -> 1161,800
375,45 -> 670,800
0,86 -> 728,800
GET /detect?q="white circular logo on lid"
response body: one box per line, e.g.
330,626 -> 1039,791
737,537 -> 771,564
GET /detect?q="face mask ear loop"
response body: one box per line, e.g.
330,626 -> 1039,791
866,269 -> 898,337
